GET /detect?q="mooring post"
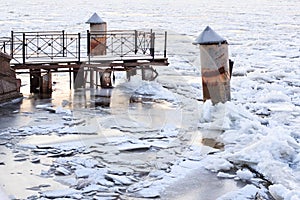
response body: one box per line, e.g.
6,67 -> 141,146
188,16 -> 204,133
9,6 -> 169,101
193,26 -> 231,104
86,13 -> 107,56
86,13 -> 107,89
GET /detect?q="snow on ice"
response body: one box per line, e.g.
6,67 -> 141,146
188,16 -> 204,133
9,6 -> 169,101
200,99 -> 300,199
1,74 -> 300,199
0,0 -> 300,199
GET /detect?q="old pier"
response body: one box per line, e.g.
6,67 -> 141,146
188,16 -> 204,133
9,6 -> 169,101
0,13 -> 168,98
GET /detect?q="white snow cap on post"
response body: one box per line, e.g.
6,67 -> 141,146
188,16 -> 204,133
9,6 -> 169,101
86,13 -> 107,56
86,13 -> 105,24
194,26 -> 231,104
193,26 -> 227,45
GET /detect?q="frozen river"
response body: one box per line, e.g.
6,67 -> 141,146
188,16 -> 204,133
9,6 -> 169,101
1,0 -> 300,199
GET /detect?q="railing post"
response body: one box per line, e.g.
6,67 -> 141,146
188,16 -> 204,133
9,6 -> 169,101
78,32 -> 81,63
150,32 -> 155,58
134,30 -> 138,54
87,30 -> 90,55
143,32 -> 146,53
62,30 -> 65,57
10,31 -> 14,58
22,32 -> 26,64
164,31 -> 167,58
121,36 -> 123,57
3,41 -> 6,53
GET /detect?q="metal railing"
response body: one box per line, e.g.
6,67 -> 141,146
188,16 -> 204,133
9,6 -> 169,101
10,31 -> 81,64
0,37 -> 11,54
0,30 -> 167,65
87,30 -> 155,58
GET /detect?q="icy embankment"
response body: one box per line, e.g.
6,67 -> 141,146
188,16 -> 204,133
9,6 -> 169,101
199,100 -> 300,199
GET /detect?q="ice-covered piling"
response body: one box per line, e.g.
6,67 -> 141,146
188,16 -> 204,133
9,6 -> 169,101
193,26 -> 231,104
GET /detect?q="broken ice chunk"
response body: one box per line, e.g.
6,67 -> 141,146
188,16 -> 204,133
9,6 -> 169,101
105,174 -> 133,185
55,166 -> 71,176
40,188 -> 80,198
117,142 -> 150,152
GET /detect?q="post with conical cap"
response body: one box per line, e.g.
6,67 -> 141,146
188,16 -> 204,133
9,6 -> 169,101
86,13 -> 108,88
193,26 -> 231,104
86,13 -> 107,56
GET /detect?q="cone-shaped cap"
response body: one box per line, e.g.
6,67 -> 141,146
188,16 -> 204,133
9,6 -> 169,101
193,26 -> 227,45
86,13 -> 105,24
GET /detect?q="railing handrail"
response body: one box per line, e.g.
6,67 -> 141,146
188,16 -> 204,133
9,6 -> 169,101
12,30 -> 65,34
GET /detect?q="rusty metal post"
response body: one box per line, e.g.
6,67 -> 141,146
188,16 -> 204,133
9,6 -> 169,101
193,26 -> 231,104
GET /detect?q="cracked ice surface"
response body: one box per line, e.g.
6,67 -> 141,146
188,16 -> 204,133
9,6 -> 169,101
1,0 -> 300,199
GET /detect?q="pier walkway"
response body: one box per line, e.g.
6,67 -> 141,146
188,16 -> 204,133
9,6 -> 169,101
0,29 -> 168,93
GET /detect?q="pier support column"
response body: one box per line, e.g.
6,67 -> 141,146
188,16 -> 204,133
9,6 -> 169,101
30,69 -> 41,93
100,70 -> 112,88
40,70 -> 52,94
73,67 -> 84,89
126,68 -> 137,81
90,68 -> 94,88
